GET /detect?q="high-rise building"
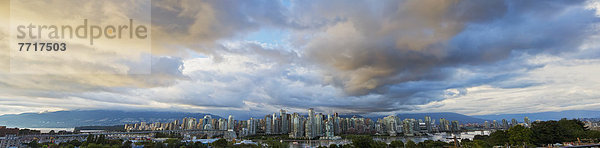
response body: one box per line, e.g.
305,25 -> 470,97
272,113 -> 280,134
280,109 -> 289,134
189,118 -> 197,130
493,120 -> 498,129
305,108 -> 316,138
439,118 -> 450,132
202,115 -> 212,130
218,118 -> 228,130
403,119 -> 415,136
182,117 -> 190,129
424,116 -> 432,133
383,115 -> 399,136
203,123 -> 213,130
333,113 -> 340,134
484,121 -> 490,129
173,120 -> 181,130
502,119 -> 509,130
451,121 -> 459,132
228,115 -> 235,131
325,117 -> 334,138
315,113 -> 323,136
248,118 -> 256,135
290,113 -> 304,138
524,117 -> 531,127
511,118 -> 518,127
265,115 -> 272,134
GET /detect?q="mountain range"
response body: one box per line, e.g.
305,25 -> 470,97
0,110 -> 218,128
0,110 -> 598,128
472,110 -> 600,122
394,112 -> 487,123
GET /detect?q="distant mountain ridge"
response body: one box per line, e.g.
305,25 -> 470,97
395,112 -> 487,124
473,110 -> 600,122
0,110 -> 219,128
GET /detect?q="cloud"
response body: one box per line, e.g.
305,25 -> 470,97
297,0 -> 598,97
1,0 -> 600,118
149,0 -> 300,57
416,57 -> 600,115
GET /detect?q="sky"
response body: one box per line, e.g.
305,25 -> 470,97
1,0 -> 600,120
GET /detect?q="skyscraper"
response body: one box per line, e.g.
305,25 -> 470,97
484,121 -> 490,129
439,118 -> 449,132
305,108 -> 316,138
290,113 -> 304,138
202,115 -> 212,130
325,117 -> 334,138
383,115 -> 399,136
316,113 -> 323,136
511,118 -> 518,127
228,115 -> 235,131
272,113 -> 280,134
451,121 -> 459,132
218,118 -> 227,130
247,118 -> 256,135
424,116 -> 432,133
403,119 -> 415,136
265,115 -> 272,134
280,109 -> 289,134
333,113 -> 340,134
182,117 -> 190,129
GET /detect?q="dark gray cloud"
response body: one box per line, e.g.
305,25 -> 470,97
298,0 -> 599,97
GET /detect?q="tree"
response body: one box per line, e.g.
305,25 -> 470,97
95,134 -> 106,144
68,140 -> 82,147
264,140 -> 287,148
405,140 -> 417,148
87,143 -> 102,148
419,140 -> 451,148
472,140 -> 490,148
329,144 -> 340,148
86,134 -> 95,144
473,135 -> 489,141
487,130 -> 509,146
351,135 -> 373,148
121,140 -> 133,148
390,140 -> 404,148
531,119 -> 587,146
558,119 -> 586,142
164,138 -> 183,148
191,142 -> 209,148
28,140 -> 40,148
531,120 -> 560,145
508,125 -> 533,146
153,142 -> 166,148
212,139 -> 229,148
370,141 -> 388,148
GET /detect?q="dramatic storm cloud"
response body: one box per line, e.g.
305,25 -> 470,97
1,0 -> 600,118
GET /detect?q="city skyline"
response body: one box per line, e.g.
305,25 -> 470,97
2,0 -> 600,121
123,108 -> 534,138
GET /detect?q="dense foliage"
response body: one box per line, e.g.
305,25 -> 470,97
465,119 -> 600,147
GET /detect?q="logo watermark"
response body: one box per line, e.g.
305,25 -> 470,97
9,0 -> 152,74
